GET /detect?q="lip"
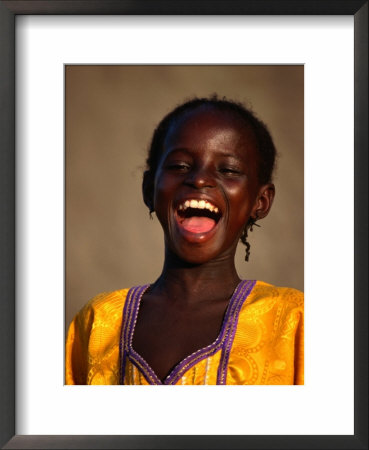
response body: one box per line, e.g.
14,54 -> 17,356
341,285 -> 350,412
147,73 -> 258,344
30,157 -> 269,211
174,211 -> 222,243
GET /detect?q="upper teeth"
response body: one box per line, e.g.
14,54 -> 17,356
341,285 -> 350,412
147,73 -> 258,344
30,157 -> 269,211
178,199 -> 219,213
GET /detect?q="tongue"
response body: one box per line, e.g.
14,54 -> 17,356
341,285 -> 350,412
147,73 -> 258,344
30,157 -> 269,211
181,216 -> 216,233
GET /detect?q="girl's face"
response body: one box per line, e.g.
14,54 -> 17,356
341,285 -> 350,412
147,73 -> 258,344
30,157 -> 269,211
148,107 -> 274,264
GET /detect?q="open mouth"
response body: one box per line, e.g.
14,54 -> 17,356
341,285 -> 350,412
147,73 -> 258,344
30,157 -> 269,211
175,199 -> 222,234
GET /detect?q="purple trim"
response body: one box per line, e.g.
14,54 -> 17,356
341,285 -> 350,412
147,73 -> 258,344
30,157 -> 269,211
129,349 -> 162,385
165,280 -> 255,385
121,280 -> 256,385
214,280 -> 247,385
119,287 -> 135,384
216,280 -> 251,385
128,285 -> 161,385
216,280 -> 256,385
165,342 -> 223,385
125,284 -> 161,385
126,356 -> 159,386
119,285 -> 150,385
126,285 -> 149,350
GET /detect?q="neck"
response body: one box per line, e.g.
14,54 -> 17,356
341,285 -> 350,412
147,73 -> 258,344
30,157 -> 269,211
151,249 -> 241,304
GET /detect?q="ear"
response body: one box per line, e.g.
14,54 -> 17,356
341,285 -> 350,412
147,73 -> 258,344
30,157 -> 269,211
142,170 -> 155,212
250,183 -> 275,220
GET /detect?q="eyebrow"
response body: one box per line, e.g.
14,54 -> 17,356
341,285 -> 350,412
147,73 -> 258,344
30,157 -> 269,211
216,152 -> 242,160
165,147 -> 190,154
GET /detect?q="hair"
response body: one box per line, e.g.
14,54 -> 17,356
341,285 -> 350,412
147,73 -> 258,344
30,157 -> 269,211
145,95 -> 277,185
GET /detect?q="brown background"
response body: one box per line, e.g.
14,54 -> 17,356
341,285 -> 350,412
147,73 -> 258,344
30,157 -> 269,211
65,65 -> 304,332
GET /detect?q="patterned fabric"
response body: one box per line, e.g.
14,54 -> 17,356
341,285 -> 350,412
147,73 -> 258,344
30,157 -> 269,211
65,280 -> 304,385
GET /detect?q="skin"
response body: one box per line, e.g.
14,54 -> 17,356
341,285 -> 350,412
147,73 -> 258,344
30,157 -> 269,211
134,106 -> 275,382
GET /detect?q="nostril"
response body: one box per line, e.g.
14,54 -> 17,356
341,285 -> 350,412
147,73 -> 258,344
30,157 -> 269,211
185,172 -> 215,189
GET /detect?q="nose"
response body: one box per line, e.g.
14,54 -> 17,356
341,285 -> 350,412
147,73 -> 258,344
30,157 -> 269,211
184,166 -> 216,189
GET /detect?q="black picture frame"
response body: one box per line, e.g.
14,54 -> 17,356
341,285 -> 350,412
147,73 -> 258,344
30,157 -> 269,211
0,1 -> 367,449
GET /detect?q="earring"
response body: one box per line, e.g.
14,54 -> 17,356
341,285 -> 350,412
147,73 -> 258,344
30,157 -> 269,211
149,208 -> 154,220
240,216 -> 260,262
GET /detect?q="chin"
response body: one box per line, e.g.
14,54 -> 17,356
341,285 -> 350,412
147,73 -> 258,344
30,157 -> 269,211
170,240 -> 232,266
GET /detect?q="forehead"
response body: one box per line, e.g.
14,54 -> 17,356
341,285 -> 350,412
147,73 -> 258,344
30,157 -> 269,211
163,106 -> 258,158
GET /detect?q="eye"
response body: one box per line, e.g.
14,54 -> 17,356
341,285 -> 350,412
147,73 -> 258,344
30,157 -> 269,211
165,162 -> 191,172
218,166 -> 242,176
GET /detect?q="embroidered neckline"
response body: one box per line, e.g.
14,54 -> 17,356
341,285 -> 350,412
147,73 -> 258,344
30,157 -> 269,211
120,280 -> 256,385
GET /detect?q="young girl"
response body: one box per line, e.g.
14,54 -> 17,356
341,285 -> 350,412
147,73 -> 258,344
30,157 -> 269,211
65,96 -> 304,385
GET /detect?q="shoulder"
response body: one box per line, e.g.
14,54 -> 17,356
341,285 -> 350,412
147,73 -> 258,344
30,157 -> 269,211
242,280 -> 303,316
72,288 -> 130,331
237,280 -> 304,347
66,288 -> 131,385
251,280 -> 303,306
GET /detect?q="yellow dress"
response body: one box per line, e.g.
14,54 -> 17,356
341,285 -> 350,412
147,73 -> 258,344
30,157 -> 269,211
65,280 -> 304,385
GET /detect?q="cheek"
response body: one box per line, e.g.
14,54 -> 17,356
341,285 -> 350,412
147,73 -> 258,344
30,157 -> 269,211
226,187 -> 257,227
153,174 -> 172,203
152,174 -> 179,224
226,181 -> 256,209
